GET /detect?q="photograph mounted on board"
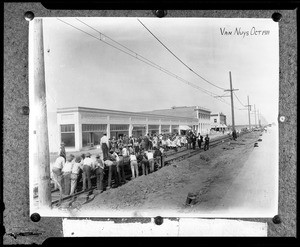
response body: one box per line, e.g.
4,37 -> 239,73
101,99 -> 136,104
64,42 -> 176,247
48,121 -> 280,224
29,17 -> 279,218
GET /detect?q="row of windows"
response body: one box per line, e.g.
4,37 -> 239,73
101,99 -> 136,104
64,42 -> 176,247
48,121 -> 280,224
61,124 -> 75,133
82,124 -> 106,132
110,124 -> 129,131
148,125 -> 159,130
198,113 -> 210,119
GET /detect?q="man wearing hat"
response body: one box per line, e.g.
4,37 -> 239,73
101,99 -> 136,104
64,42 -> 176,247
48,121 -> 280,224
82,152 -> 94,191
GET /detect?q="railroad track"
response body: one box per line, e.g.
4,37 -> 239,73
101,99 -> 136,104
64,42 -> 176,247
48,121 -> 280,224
163,135 -> 232,164
36,133 -> 251,206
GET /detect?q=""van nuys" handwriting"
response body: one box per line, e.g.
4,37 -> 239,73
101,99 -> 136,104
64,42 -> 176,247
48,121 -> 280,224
220,27 -> 270,38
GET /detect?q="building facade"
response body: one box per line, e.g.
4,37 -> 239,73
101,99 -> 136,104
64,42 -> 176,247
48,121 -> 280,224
142,106 -> 211,135
210,112 -> 227,131
56,107 -> 200,151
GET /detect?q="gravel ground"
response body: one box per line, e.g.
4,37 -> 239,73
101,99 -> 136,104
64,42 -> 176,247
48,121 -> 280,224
75,132 -> 261,215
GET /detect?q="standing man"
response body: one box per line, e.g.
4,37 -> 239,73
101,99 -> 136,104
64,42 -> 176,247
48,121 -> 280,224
197,133 -> 203,149
62,154 -> 75,195
94,154 -> 105,193
130,151 -> 139,179
187,132 -> 192,149
232,129 -> 237,140
52,152 -> 65,203
112,150 -> 126,185
146,150 -> 154,173
123,134 -> 129,146
110,136 -> 117,152
204,134 -> 210,151
82,152 -> 94,191
100,133 -> 109,161
70,155 -> 82,195
153,146 -> 162,169
140,150 -> 150,175
192,132 -> 197,150
104,151 -> 119,190
144,134 -> 150,151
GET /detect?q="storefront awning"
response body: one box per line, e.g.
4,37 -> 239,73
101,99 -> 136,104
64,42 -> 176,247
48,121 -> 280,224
179,125 -> 192,130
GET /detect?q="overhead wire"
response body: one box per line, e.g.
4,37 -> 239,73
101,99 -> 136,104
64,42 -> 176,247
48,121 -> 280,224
233,91 -> 246,108
57,18 -> 234,108
137,18 -> 227,91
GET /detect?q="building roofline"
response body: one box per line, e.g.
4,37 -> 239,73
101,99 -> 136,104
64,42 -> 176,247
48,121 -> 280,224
210,112 -> 226,116
56,106 -> 199,122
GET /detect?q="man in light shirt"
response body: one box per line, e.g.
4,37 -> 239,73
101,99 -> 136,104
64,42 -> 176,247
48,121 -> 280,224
100,133 -> 109,161
112,150 -> 126,185
145,150 -> 154,173
70,155 -> 82,195
62,154 -> 75,195
82,152 -> 94,191
52,152 -> 65,202
130,151 -> 138,179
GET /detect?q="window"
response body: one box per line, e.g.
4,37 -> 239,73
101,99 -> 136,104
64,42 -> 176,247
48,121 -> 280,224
214,119 -> 217,123
61,124 -> 74,132
110,124 -> 129,131
60,124 -> 75,147
148,125 -> 159,130
82,124 -> 106,132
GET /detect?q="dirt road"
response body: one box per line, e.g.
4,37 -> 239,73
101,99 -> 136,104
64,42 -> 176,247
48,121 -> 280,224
75,130 -> 276,217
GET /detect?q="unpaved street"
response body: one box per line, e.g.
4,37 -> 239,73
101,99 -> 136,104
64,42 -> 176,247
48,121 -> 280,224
73,129 -> 277,217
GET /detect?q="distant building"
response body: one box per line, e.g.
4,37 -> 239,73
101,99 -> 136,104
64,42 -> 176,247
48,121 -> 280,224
210,112 -> 227,131
142,106 -> 211,135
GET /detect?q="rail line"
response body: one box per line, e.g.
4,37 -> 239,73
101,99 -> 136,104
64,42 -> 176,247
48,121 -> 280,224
36,133 -> 249,206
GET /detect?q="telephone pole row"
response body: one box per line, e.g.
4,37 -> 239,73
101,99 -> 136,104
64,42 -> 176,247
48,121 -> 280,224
224,71 -> 239,139
245,95 -> 252,130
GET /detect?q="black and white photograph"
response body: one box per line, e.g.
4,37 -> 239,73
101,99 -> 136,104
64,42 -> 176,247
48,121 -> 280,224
29,17 -> 279,218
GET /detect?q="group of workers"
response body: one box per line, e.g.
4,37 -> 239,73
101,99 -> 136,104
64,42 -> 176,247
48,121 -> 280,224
51,131 -> 210,203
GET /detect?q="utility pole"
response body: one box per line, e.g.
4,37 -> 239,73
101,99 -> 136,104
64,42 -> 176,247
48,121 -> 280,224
245,95 -> 252,130
33,19 -> 52,209
257,109 -> 261,127
224,71 -> 239,138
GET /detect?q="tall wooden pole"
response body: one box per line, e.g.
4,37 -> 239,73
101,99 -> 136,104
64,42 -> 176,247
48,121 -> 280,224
223,72 -> 238,134
229,72 -> 236,132
33,19 -> 51,209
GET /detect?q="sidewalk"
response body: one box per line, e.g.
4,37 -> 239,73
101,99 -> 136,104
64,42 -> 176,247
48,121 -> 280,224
211,125 -> 279,217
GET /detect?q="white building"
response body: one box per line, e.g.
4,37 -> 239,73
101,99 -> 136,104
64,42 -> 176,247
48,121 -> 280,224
210,112 -> 227,131
142,106 -> 211,135
54,107 -> 200,152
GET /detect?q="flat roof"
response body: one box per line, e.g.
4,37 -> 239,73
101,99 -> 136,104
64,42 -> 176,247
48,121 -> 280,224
57,106 -> 199,122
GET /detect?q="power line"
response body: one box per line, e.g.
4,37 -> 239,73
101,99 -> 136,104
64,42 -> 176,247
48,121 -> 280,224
233,91 -> 246,107
57,18 -> 231,107
137,18 -> 227,91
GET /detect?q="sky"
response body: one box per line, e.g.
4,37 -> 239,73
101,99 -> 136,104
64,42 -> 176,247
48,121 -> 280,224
38,17 -> 278,127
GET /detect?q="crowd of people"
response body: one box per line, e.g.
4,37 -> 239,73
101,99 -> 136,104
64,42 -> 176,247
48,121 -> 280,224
51,131 -> 210,203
